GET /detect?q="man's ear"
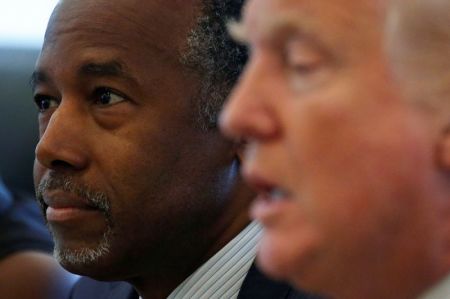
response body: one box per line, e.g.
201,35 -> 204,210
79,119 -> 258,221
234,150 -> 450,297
436,126 -> 450,171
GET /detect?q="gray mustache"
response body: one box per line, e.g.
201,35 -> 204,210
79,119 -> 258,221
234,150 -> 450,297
35,174 -> 111,214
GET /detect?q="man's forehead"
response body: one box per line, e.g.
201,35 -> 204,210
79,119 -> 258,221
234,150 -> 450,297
45,0 -> 202,57
230,0 -> 385,64
58,0 -> 201,13
56,0 -> 198,25
240,0 -> 381,43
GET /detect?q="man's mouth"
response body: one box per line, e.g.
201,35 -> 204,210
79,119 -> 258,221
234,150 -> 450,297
262,187 -> 292,203
243,168 -> 297,222
46,206 -> 102,222
42,190 -> 105,222
250,186 -> 295,224
243,170 -> 292,203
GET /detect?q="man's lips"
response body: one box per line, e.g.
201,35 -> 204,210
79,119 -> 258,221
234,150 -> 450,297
243,169 -> 292,202
243,170 -> 294,223
43,190 -> 102,222
46,206 -> 103,222
250,192 -> 295,224
43,189 -> 99,209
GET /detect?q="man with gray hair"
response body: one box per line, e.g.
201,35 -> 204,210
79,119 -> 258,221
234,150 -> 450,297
31,0 -> 320,298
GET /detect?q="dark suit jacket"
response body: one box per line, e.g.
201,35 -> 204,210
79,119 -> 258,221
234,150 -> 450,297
70,264 -> 323,299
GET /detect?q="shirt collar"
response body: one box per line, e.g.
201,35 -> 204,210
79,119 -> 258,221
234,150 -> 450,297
166,221 -> 262,299
418,272 -> 450,299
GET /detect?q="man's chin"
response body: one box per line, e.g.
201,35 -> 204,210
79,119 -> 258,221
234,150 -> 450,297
56,243 -> 107,264
53,229 -> 113,276
55,246 -> 135,281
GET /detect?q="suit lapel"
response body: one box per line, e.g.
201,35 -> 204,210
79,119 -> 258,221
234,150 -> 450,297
238,264 -> 325,299
237,264 -> 291,299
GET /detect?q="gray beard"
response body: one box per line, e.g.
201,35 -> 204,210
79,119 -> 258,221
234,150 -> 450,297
53,226 -> 113,266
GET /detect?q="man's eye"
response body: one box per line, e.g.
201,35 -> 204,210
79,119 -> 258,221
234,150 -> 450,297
289,62 -> 320,75
34,95 -> 59,112
94,87 -> 127,106
286,50 -> 322,75
285,38 -> 324,74
284,39 -> 330,93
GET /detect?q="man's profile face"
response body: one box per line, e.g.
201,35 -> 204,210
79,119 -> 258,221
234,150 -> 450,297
32,0 -> 238,279
221,0 -> 442,296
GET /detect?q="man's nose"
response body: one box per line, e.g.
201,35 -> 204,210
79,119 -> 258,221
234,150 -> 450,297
35,101 -> 90,172
219,57 -> 279,142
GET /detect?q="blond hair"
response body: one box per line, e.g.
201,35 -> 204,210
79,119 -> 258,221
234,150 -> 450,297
386,0 -> 450,114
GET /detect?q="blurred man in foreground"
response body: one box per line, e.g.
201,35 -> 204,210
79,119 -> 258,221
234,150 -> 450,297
221,0 -> 450,298
31,0 -> 320,298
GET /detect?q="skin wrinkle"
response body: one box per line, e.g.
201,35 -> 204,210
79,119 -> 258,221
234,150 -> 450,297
246,1 -> 380,59
31,61 -> 142,98
46,2 -> 180,65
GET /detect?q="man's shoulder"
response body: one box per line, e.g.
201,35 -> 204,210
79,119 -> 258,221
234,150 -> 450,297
70,277 -> 137,299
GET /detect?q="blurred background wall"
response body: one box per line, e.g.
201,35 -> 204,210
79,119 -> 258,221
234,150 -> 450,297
0,0 -> 57,194
0,48 -> 39,193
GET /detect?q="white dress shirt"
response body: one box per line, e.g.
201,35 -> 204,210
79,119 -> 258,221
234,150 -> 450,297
418,273 -> 450,299
139,222 -> 262,299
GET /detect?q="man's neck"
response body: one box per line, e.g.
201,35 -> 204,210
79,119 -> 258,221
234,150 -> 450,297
132,218 -> 252,299
168,221 -> 261,299
131,177 -> 254,299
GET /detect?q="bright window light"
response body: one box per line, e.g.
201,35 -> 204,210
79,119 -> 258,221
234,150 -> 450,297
0,0 -> 59,48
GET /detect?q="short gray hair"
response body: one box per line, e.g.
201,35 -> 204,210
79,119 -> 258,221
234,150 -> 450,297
181,0 -> 248,130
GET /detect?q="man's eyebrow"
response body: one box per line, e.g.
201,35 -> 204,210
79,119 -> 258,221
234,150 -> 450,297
29,70 -> 50,93
79,61 -> 138,84
30,61 -> 139,92
229,12 -> 335,53
266,14 -> 337,52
